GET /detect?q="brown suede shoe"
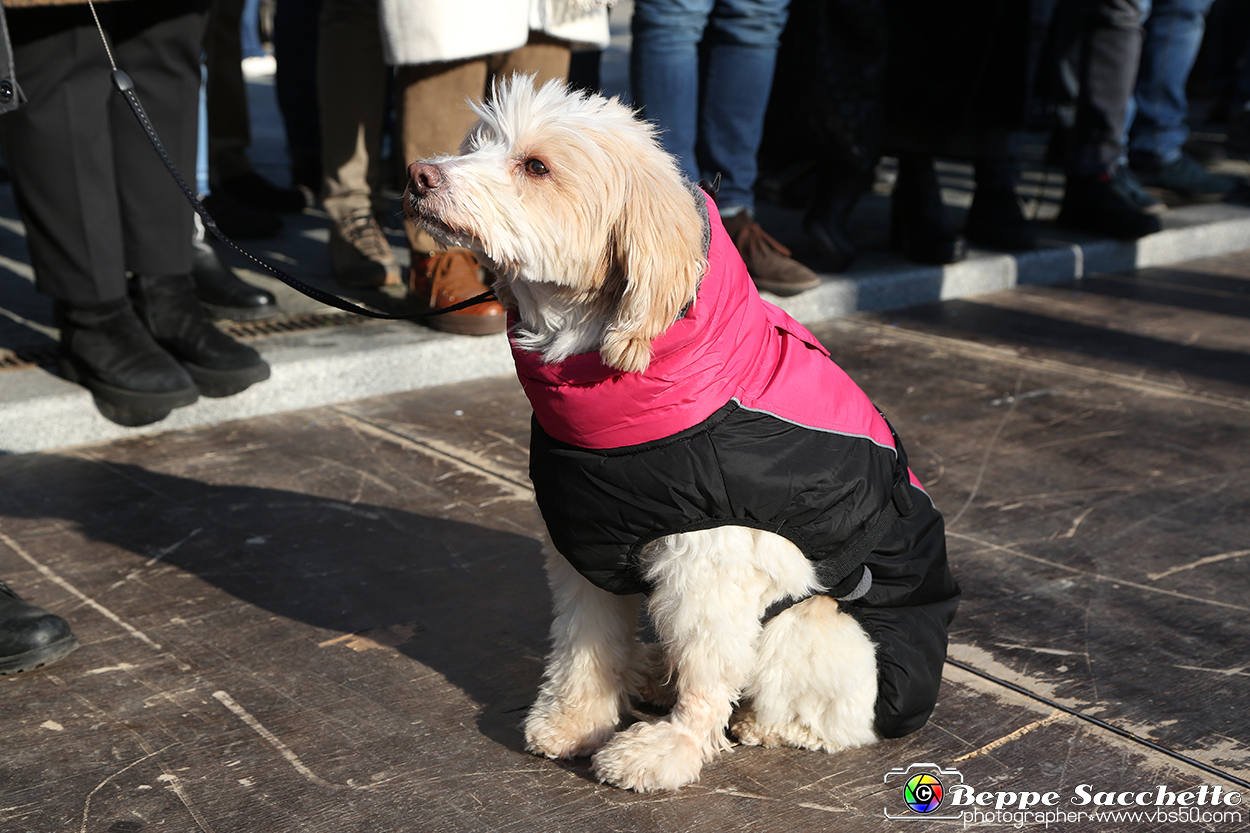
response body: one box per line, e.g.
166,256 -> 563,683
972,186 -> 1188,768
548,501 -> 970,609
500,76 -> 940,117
408,248 -> 506,335
722,212 -> 821,296
329,208 -> 401,288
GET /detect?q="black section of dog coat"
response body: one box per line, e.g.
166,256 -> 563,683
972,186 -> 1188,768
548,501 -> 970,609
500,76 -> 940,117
528,399 -> 960,738
841,491 -> 959,738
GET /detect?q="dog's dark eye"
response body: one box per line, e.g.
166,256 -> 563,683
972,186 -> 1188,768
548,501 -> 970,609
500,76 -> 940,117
524,158 -> 550,177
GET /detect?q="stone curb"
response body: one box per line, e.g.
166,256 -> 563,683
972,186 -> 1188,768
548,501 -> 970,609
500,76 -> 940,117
3,201 -> 1248,455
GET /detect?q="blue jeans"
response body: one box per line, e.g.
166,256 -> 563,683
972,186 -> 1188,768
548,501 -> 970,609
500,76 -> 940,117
240,0 -> 265,59
1126,0 -> 1216,165
630,0 -> 790,212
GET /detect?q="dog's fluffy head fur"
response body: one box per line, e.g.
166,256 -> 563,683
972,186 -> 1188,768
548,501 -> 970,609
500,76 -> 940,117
404,76 -> 707,373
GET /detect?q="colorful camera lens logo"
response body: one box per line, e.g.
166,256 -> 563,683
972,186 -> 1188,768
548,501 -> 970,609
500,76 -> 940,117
903,772 -> 944,813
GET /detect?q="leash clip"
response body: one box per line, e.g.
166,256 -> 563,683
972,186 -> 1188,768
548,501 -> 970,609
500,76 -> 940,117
110,69 -> 133,92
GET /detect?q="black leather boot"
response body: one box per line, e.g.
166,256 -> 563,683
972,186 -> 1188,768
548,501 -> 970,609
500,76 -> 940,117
131,274 -> 271,398
803,162 -> 872,273
965,156 -> 1037,251
966,187 -> 1038,251
192,239 -> 279,321
889,154 -> 966,265
56,298 -> 199,426
0,580 -> 78,675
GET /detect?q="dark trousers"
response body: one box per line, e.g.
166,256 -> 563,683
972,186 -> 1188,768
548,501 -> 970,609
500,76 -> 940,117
273,0 -> 322,168
204,0 -> 253,185
1056,0 -> 1146,175
0,0 -> 208,306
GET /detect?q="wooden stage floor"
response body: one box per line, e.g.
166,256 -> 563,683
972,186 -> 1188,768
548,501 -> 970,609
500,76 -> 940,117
2,252 -> 1249,833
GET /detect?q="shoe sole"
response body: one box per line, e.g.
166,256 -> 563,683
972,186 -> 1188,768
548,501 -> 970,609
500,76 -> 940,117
198,300 -> 281,322
0,634 -> 79,675
1144,187 -> 1228,203
333,263 -> 402,289
417,311 -> 508,335
406,297 -> 506,335
752,277 -> 822,297
1054,213 -> 1163,240
58,357 -> 199,427
183,359 -> 272,398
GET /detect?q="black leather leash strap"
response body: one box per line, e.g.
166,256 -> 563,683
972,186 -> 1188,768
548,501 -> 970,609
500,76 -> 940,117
109,68 -> 495,322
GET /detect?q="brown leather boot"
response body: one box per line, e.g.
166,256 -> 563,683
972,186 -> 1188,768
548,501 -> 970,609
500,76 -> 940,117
408,248 -> 506,335
722,212 -> 821,296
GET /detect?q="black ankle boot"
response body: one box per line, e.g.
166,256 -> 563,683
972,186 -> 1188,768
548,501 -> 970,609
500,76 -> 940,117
56,298 -> 199,426
131,274 -> 271,397
803,164 -> 872,273
889,155 -> 966,265
192,239 -> 279,321
965,154 -> 1037,251
966,186 -> 1038,251
0,579 -> 78,675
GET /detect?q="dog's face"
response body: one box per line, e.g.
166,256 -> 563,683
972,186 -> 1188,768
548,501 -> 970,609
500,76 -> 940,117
404,76 -> 706,373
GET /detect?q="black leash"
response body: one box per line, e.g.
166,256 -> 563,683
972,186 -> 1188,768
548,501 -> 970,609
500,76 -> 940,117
91,4 -> 494,322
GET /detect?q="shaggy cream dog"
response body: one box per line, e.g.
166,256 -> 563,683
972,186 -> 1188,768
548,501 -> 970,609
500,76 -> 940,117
404,76 -> 959,793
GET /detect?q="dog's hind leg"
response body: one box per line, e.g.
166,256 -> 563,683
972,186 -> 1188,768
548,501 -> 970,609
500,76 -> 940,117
591,527 -> 813,792
731,596 -> 879,753
525,547 -> 643,760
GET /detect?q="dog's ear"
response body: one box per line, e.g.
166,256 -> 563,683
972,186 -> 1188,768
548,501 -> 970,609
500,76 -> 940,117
599,171 -> 706,374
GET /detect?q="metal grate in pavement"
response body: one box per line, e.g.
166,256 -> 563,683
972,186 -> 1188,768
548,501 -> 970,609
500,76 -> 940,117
218,310 -> 372,339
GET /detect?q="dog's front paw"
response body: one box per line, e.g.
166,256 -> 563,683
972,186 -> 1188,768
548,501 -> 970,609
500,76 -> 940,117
524,699 -> 619,759
590,720 -> 705,792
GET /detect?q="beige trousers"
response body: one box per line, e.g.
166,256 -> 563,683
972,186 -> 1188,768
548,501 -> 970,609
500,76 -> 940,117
317,0 -> 390,224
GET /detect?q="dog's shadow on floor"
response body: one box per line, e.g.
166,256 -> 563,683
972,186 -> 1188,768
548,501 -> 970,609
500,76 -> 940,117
0,454 -> 554,756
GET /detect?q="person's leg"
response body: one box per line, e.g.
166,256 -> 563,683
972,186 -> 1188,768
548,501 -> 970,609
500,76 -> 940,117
318,0 -> 398,285
396,57 -> 505,334
273,0 -> 323,192
1128,0 -> 1215,165
699,0 -> 819,293
1069,0 -> 1144,177
111,0 -> 209,279
630,0 -> 714,183
0,3 -> 202,424
0,6 -> 129,306
397,58 -> 491,255
697,0 -> 789,213
204,0 -> 252,185
240,0 -> 266,59
114,0 -> 269,402
1057,0 -> 1162,239
1127,0 -> 1237,196
493,31 -> 572,88
967,130 -> 1038,251
203,0 -> 303,213
319,0 -> 388,222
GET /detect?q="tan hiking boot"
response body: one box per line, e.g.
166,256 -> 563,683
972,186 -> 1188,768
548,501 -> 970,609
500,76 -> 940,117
408,248 -> 506,335
722,212 -> 821,296
328,208 -> 401,288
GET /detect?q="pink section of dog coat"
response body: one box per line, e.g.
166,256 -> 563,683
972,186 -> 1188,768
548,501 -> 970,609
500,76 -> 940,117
510,193 -> 898,454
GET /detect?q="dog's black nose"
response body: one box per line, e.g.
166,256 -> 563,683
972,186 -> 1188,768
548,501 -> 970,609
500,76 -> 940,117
409,162 -> 442,195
